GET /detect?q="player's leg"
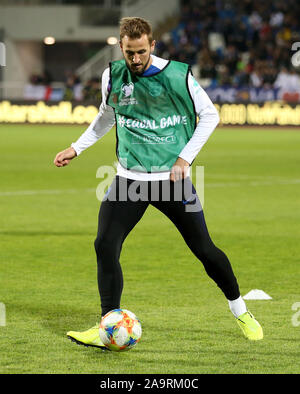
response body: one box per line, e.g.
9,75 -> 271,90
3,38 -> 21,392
67,176 -> 149,348
151,177 -> 240,299
151,178 -> 263,340
95,176 -> 149,317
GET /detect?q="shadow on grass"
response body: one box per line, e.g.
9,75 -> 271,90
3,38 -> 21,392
5,300 -> 99,337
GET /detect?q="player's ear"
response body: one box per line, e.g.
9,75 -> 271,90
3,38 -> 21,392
150,40 -> 156,53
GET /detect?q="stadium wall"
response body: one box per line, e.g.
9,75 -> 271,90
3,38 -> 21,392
121,0 -> 180,30
0,5 -> 119,99
0,6 -> 119,41
1,100 -> 300,126
3,40 -> 44,100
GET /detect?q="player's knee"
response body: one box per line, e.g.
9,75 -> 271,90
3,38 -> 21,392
192,239 -> 218,263
94,235 -> 120,261
94,235 -> 108,255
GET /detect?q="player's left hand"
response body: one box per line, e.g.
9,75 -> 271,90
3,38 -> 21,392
170,157 -> 190,182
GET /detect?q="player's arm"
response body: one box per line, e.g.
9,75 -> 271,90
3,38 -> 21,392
170,157 -> 190,182
53,68 -> 115,168
53,146 -> 77,167
170,73 -> 219,181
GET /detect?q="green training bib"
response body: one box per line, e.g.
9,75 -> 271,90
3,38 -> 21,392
107,59 -> 196,173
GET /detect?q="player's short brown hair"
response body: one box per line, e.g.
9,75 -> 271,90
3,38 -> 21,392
120,17 -> 153,44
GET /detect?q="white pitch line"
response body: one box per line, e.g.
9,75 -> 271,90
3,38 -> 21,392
0,188 -> 95,196
0,179 -> 299,197
206,174 -> 291,180
205,179 -> 300,188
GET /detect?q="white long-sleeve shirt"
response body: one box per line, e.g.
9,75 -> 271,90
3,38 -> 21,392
71,55 -> 219,181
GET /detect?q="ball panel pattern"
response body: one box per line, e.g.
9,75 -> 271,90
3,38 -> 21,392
99,309 -> 142,352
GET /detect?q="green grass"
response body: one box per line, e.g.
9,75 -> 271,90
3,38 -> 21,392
0,124 -> 300,374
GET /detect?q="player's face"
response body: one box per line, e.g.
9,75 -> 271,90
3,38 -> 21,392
120,34 -> 155,75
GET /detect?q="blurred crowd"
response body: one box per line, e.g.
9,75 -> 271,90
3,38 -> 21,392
155,0 -> 300,89
63,73 -> 101,101
25,0 -> 300,101
26,71 -> 101,101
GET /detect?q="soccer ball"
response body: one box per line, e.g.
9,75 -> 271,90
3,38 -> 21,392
99,309 -> 142,351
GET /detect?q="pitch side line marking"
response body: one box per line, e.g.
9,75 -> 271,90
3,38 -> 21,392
0,188 -> 95,196
206,179 -> 300,188
0,179 -> 299,197
207,174 -> 296,180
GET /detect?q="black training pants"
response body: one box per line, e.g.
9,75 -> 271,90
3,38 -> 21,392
94,176 -> 240,316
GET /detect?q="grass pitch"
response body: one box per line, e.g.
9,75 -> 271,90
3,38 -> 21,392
0,124 -> 299,374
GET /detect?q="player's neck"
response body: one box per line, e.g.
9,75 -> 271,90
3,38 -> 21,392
143,54 -> 153,73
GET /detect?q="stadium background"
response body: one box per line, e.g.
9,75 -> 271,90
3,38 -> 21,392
0,0 -> 300,375
1,0 -> 300,125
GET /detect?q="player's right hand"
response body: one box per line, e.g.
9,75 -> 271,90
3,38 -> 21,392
54,147 -> 77,167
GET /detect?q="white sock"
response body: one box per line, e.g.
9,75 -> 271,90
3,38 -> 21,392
228,296 -> 247,318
